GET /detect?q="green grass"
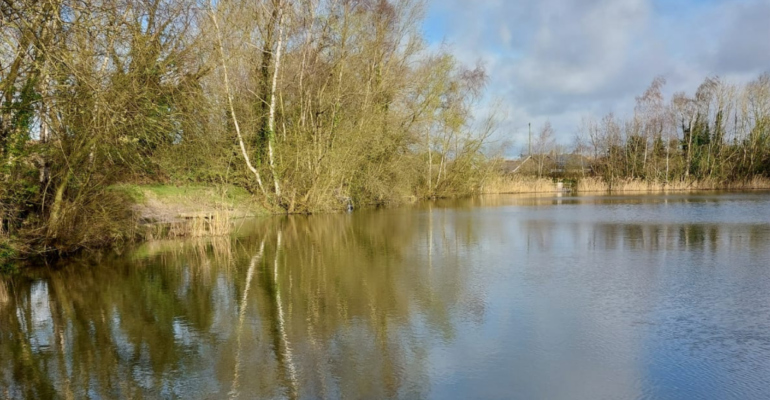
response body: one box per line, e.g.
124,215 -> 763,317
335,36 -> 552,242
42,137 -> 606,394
109,183 -> 147,202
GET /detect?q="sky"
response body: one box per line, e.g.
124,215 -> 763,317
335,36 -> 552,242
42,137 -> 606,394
422,0 -> 770,155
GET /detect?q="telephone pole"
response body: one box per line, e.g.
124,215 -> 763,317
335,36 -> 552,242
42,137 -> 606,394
528,122 -> 532,156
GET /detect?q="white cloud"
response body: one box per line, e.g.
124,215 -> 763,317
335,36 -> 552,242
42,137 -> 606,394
499,25 -> 512,47
425,0 -> 770,153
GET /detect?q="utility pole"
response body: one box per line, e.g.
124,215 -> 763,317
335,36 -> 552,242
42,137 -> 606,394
528,122 -> 532,156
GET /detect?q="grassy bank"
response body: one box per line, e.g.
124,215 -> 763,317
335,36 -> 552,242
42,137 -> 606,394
112,184 -> 270,240
111,184 -> 268,222
0,184 -> 269,270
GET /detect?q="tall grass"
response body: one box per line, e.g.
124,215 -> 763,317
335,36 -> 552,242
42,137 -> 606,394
575,177 -> 770,193
141,209 -> 234,240
482,176 -> 557,194
481,174 -> 770,195
183,210 -> 233,238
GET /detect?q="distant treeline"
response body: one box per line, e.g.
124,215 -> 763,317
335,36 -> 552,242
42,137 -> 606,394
575,75 -> 770,185
1,0 -> 497,251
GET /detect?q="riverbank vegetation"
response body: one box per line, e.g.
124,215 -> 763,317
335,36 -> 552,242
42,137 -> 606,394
578,75 -> 770,187
1,0 -> 499,259
506,75 -> 770,193
3,1 -> 770,265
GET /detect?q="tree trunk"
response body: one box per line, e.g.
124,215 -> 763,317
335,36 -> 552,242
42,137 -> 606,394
427,131 -> 432,195
666,143 -> 671,185
48,171 -> 72,235
685,113 -> 697,180
267,3 -> 285,201
208,3 -> 267,196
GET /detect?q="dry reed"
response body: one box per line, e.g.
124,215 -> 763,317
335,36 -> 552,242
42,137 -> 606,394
482,176 -> 557,194
142,209 -> 234,240
576,176 -> 770,193
482,175 -> 770,195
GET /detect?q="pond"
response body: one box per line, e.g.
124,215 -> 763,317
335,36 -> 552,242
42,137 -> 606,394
2,192 -> 770,399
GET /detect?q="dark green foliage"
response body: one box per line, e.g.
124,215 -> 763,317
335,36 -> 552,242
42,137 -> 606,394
0,241 -> 19,273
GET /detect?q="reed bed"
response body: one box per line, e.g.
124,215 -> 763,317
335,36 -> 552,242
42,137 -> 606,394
482,175 -> 770,195
576,177 -> 770,193
482,176 -> 557,194
141,209 -> 234,240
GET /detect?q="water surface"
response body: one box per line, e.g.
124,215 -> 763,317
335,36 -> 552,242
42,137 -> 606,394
3,192 -> 770,399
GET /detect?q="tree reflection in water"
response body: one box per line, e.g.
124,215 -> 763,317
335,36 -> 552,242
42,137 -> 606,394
5,194 -> 770,399
0,208 -> 477,399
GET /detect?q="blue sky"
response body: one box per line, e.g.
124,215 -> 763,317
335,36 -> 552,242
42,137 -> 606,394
421,0 -> 770,155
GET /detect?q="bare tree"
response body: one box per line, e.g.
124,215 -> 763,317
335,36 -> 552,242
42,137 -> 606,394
532,121 -> 555,178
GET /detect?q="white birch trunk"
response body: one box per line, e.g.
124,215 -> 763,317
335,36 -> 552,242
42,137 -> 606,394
208,3 -> 267,196
685,113 -> 697,180
267,4 -> 285,200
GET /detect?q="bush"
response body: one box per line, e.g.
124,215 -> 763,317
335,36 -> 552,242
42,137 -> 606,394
0,239 -> 19,273
43,188 -> 138,251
